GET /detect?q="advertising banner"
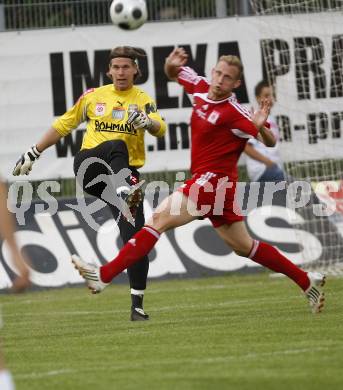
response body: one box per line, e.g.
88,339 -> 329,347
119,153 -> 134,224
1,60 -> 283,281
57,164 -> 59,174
1,183 -> 342,290
0,14 -> 342,180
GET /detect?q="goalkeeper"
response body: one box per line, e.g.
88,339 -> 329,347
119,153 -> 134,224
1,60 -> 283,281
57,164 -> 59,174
12,46 -> 166,321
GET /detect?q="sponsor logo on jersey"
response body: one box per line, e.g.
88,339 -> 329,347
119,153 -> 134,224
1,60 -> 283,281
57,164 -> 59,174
112,107 -> 125,120
95,120 -> 137,135
128,238 -> 136,247
128,104 -> 138,113
95,103 -> 106,116
195,108 -> 207,120
207,111 -> 220,125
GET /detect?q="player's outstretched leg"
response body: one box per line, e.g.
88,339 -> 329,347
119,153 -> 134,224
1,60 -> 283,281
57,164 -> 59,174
71,255 -> 109,294
216,223 -> 327,314
305,272 -> 326,313
246,240 -> 327,314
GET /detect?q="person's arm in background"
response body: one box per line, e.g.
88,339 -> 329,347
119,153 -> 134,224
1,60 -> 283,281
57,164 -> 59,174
0,181 -> 30,292
244,143 -> 275,167
257,126 -> 276,147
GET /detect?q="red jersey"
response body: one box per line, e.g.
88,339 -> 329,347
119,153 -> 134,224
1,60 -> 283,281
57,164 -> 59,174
178,66 -> 259,181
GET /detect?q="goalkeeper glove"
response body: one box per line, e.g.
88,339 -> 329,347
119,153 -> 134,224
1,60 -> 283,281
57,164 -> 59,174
13,145 -> 41,176
127,110 -> 153,131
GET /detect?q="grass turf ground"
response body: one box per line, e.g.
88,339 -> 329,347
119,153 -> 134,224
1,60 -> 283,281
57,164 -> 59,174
1,273 -> 342,390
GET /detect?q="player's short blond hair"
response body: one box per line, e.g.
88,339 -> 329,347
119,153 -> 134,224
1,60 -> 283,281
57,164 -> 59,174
218,55 -> 243,80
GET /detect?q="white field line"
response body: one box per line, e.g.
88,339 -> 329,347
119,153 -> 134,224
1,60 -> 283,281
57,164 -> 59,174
16,369 -> 75,379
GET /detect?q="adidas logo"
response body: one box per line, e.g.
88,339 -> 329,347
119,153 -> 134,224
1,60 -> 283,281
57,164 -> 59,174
129,238 -> 136,247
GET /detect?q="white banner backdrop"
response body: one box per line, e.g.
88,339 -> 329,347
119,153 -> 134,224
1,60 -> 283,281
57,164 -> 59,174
1,186 -> 337,291
0,14 -> 342,180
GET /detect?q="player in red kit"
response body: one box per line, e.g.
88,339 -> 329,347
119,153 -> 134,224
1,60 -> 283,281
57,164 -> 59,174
72,47 -> 326,314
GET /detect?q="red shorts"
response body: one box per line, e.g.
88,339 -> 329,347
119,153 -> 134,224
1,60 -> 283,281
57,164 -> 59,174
177,172 -> 243,228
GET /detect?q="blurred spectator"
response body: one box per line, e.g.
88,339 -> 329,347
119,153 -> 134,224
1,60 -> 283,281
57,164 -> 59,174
245,80 -> 285,182
159,6 -> 179,20
0,178 -> 31,390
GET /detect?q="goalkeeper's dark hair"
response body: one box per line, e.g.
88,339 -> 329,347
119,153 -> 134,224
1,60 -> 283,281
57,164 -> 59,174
254,80 -> 271,98
107,46 -> 146,81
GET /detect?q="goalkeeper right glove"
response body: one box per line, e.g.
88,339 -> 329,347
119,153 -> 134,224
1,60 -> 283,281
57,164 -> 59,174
127,110 -> 153,131
13,145 -> 41,176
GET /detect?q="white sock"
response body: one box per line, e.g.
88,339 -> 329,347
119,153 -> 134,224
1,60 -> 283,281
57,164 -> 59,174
130,288 -> 145,296
0,370 -> 15,390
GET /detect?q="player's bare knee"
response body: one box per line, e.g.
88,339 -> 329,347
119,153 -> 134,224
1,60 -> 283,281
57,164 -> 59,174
232,243 -> 251,257
149,211 -> 170,233
234,249 -> 249,257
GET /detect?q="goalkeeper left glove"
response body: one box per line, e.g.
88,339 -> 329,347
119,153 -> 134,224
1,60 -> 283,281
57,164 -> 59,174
127,110 -> 153,131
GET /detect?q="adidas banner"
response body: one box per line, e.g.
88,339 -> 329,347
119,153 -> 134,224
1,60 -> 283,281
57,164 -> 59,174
1,183 -> 342,290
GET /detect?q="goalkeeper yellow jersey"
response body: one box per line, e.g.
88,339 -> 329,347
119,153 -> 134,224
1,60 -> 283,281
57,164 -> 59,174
52,84 -> 166,168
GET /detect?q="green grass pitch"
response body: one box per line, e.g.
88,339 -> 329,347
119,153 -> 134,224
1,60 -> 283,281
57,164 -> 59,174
1,273 -> 343,390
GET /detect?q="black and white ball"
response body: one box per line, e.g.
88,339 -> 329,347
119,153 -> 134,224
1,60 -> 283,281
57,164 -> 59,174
110,0 -> 148,30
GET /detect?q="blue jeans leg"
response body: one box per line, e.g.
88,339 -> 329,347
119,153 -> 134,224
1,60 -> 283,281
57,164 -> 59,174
258,165 -> 285,182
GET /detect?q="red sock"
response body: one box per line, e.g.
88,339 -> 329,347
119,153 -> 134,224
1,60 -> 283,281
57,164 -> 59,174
248,240 -> 310,291
100,226 -> 160,283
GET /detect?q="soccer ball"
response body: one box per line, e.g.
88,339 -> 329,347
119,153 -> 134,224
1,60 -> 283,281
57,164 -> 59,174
109,0 -> 148,30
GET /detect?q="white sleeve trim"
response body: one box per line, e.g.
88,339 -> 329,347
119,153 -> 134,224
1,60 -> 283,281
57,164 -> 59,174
231,128 -> 254,139
229,101 -> 252,121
